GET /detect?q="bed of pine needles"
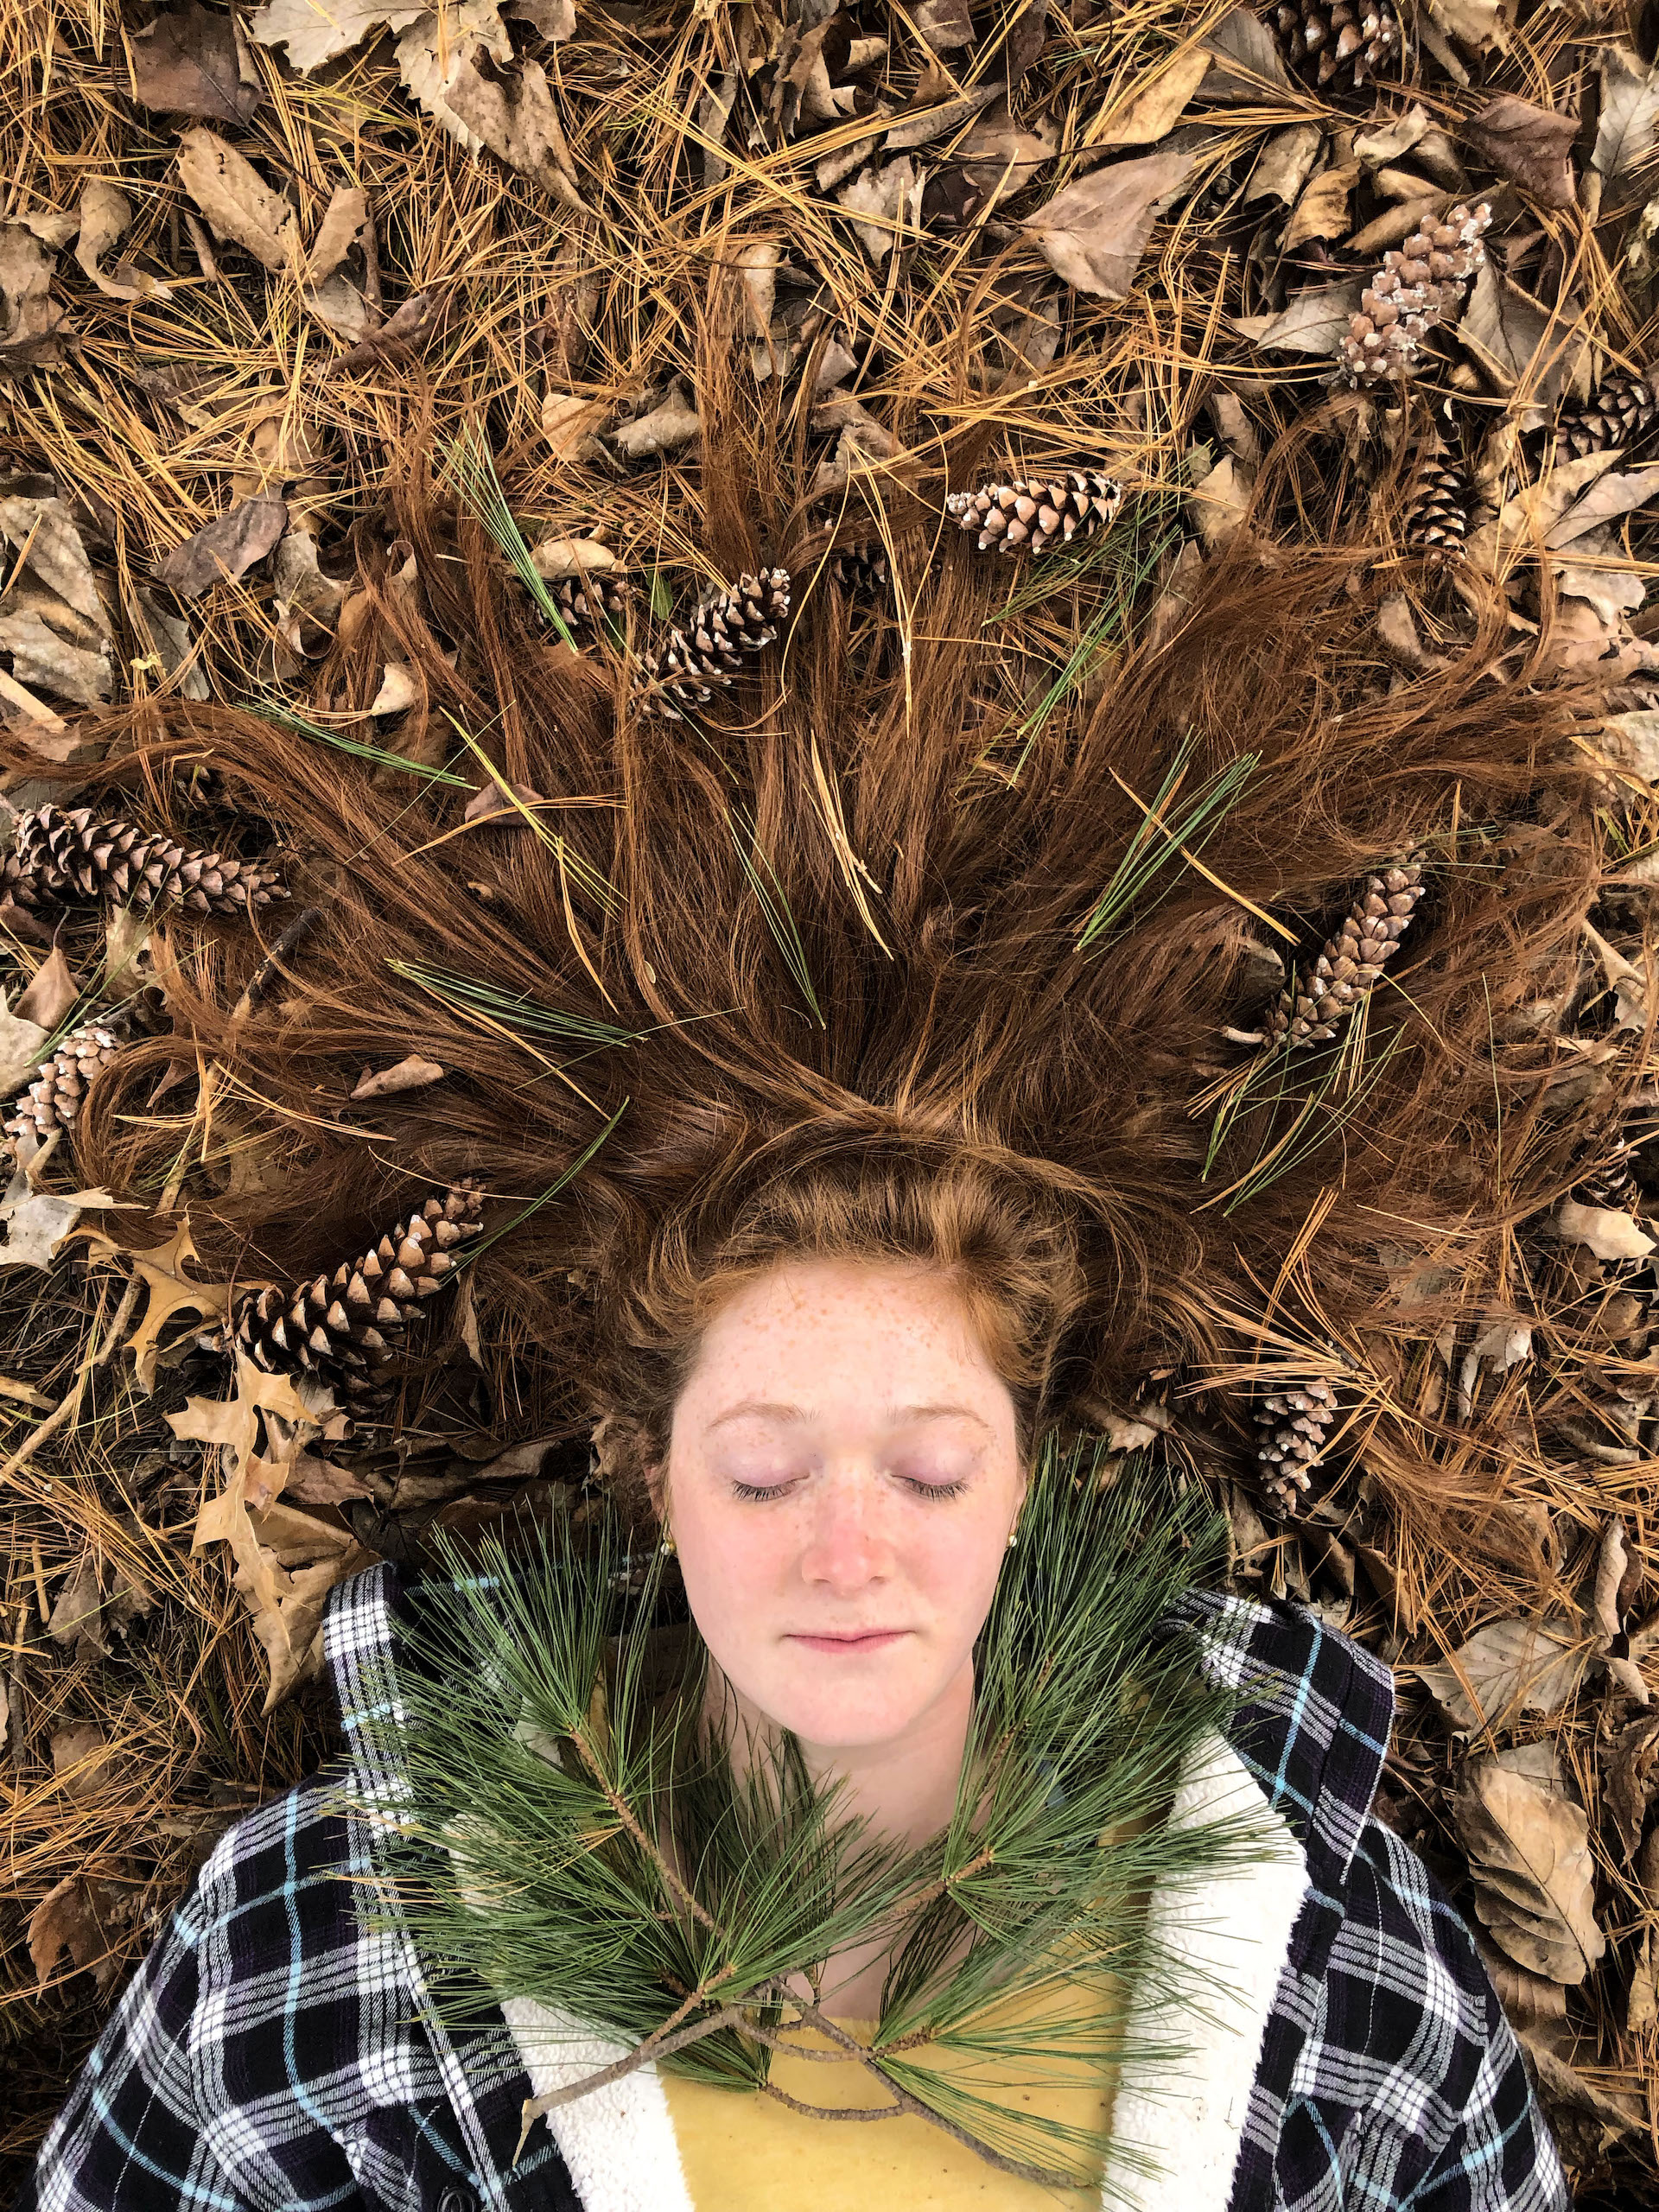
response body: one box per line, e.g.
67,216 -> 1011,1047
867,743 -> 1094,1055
4,0 -> 1659,2198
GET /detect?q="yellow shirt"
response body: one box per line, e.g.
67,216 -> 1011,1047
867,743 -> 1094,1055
660,1967 -> 1127,2212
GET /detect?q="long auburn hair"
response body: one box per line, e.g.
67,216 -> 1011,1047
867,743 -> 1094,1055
35,312 -> 1612,1563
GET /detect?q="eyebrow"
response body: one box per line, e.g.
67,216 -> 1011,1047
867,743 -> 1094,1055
706,1398 -> 993,1434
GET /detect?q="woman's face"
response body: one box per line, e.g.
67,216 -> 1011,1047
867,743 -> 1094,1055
653,1258 -> 1024,1757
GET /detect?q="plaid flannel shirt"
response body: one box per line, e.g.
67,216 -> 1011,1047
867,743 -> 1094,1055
16,1563 -> 1570,2212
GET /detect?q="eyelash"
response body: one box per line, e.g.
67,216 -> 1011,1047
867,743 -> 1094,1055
730,1475 -> 970,1503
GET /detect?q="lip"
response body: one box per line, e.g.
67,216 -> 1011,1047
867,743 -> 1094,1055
785,1630 -> 912,1655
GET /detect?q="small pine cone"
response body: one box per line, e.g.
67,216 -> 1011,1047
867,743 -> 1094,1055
632,568 -> 791,721
1572,1136 -> 1641,1215
3,804 -> 287,918
1333,203 -> 1491,389
945,469 -> 1122,556
1265,851 -> 1427,1051
553,571 -> 631,634
830,545 -> 892,598
1403,454 -> 1473,565
1272,0 -> 1402,92
1253,1375 -> 1339,1516
3,1015 -> 124,1154
226,1181 -> 485,1399
1552,370 -> 1658,462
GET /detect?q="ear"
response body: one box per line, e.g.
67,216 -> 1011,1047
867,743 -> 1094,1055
644,1455 -> 670,1521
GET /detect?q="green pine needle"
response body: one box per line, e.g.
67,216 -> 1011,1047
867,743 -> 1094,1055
438,421 -> 581,652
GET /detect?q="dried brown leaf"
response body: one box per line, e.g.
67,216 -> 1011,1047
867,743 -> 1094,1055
1453,1756 -> 1605,1982
1233,278 -> 1364,353
1285,162 -> 1358,251
305,185 -> 368,285
350,1053 -> 445,1100
74,181 -> 168,302
1459,96 -> 1577,212
1023,148 -> 1198,302
15,947 -> 79,1031
249,0 -> 426,73
50,1721 -> 117,1802
1411,1618 -> 1589,1732
48,1559 -> 108,1658
28,1872 -> 121,1993
0,223 -> 67,364
130,2 -> 264,123
79,1216 -> 232,1389
176,127 -> 301,272
1091,47 -> 1211,149
1604,1711 -> 1659,1859
155,494 -> 287,599
1595,47 -> 1659,194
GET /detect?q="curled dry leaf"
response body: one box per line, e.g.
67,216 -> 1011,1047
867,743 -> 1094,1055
541,391 -> 607,462
155,494 -> 288,600
1234,279 -> 1364,354
1024,148 -> 1198,302
838,156 -> 923,264
530,536 -> 614,582
1411,1618 -> 1589,1733
0,606 -> 111,705
304,184 -> 369,286
1595,48 -> 1659,197
129,1 -> 264,123
16,946 -> 81,1031
0,1154 -> 104,1272
1459,96 -> 1577,213
0,492 -> 107,632
0,991 -> 51,1094
1603,1710 -> 1659,1858
28,1872 -> 122,1993
74,181 -> 169,302
610,390 -> 701,461
48,1558 -> 109,1658
1458,263 -> 1586,404
1244,124 -> 1322,208
178,1350 -> 371,1708
1424,0 -> 1513,56
1552,1198 -> 1656,1262
51,1720 -> 118,1801
461,777 -> 545,823
367,662 -> 417,716
77,1216 -> 232,1390
1453,1754 -> 1606,1982
176,127 -> 301,272
1091,46 -> 1211,149
0,222 -> 68,365
350,1053 -> 445,1101
250,0 -> 426,73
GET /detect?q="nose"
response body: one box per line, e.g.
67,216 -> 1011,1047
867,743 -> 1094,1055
798,1471 -> 893,1595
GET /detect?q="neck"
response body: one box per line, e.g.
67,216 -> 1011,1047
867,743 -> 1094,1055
706,1657 -> 976,1850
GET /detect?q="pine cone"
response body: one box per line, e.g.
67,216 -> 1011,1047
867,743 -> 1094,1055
225,1181 -> 485,1400
1403,454 -> 1473,564
944,469 -> 1123,556
1253,1375 -> 1339,1514
830,546 -> 892,598
1271,0 -> 1402,90
1553,370 -> 1658,461
1333,203 -> 1492,389
1265,852 -> 1427,1051
553,571 -> 631,634
3,805 -> 287,918
632,569 -> 791,721
1572,1135 -> 1641,1215
3,1015 -> 124,1154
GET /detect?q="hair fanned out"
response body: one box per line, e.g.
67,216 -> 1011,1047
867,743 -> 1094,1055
42,319 -> 1613,1564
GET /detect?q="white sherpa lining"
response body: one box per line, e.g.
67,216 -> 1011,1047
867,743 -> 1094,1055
504,1726 -> 1309,2212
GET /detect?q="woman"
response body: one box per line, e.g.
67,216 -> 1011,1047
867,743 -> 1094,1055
19,1247 -> 1567,2212
14,330 -> 1597,2207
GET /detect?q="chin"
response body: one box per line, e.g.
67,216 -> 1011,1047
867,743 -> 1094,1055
760,1663 -> 925,1752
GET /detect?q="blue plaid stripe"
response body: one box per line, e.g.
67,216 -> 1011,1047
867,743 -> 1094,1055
15,1567 -> 1569,2212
